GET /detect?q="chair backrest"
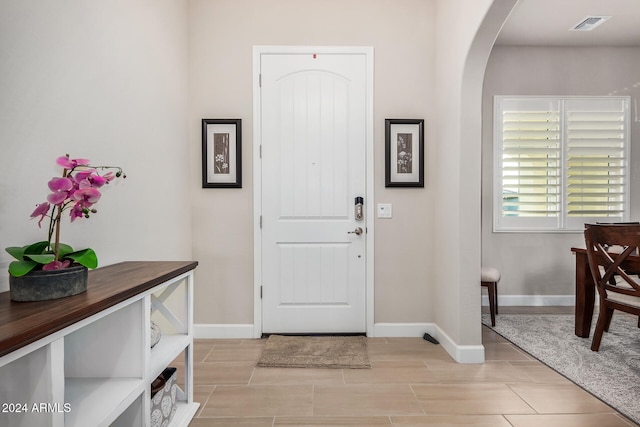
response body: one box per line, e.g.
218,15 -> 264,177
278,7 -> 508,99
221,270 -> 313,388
584,223 -> 640,302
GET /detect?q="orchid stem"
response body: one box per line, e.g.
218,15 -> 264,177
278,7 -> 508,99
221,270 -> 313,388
53,207 -> 62,262
52,168 -> 69,262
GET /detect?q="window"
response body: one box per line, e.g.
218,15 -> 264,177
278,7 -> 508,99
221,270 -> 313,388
494,96 -> 630,232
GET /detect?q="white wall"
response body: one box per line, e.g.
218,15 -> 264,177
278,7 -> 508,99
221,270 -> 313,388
482,46 -> 640,303
432,0 -> 516,354
0,0 -> 509,359
189,0 -> 513,358
0,0 -> 192,291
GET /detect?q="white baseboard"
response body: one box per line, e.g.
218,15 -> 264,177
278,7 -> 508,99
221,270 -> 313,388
434,324 -> 485,364
373,323 -> 484,364
373,322 -> 435,337
194,322 -> 486,364
196,296 -> 575,340
482,294 -> 575,307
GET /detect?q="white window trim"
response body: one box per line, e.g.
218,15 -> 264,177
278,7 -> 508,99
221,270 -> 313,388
493,96 -> 630,233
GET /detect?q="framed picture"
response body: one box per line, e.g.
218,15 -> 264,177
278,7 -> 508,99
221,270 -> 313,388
385,119 -> 424,187
202,119 -> 242,188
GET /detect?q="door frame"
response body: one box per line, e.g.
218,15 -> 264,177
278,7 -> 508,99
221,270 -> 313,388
252,45 -> 375,338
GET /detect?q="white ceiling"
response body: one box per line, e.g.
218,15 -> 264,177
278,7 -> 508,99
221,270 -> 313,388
496,0 -> 640,46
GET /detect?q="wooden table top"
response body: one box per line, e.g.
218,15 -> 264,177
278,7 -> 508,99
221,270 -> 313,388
0,261 -> 198,358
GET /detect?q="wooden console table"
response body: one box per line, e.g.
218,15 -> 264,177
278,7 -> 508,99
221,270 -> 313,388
0,261 -> 198,427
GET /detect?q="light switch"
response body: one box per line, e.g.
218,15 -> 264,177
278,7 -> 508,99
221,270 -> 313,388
377,203 -> 392,218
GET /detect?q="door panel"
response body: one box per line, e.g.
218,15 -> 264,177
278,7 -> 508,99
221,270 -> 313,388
260,52 -> 367,333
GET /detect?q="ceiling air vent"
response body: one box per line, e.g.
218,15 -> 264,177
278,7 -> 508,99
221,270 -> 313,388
570,16 -> 611,31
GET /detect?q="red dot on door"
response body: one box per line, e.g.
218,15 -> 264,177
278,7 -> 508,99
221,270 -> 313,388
313,54 -> 317,59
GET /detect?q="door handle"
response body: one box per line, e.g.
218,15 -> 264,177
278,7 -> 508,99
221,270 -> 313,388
348,227 -> 363,235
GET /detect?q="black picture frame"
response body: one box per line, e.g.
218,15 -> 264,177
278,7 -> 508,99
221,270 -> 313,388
202,119 -> 242,188
385,119 -> 424,187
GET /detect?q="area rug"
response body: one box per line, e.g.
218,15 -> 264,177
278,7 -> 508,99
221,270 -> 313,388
257,335 -> 371,369
483,314 -> 640,425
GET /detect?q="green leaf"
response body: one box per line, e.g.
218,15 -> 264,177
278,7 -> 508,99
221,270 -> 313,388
5,246 -> 26,261
24,241 -> 50,255
66,248 -> 98,269
56,243 -> 75,258
25,254 -> 56,264
8,260 -> 38,277
5,241 -> 49,261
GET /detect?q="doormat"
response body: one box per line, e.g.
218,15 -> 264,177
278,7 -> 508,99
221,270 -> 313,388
257,335 -> 371,369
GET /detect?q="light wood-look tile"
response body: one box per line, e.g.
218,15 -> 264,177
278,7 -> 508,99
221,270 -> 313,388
424,359 -> 534,383
343,360 -> 437,384
189,308 -> 638,427
507,360 -> 572,384
390,415 -> 514,426
189,417 -> 274,426
509,383 -> 618,414
412,383 -> 536,415
199,385 -> 313,417
250,367 -> 344,385
203,345 -> 264,363
192,362 -> 255,385
193,385 -> 214,417
274,416 -> 391,425
483,342 -> 532,361
505,413 -> 634,427
313,384 -> 425,416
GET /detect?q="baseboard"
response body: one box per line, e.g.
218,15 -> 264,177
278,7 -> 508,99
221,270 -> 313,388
434,324 -> 485,364
373,323 -> 484,364
373,322 -> 435,337
195,322 -> 485,363
482,294 -> 575,306
194,324 -> 254,339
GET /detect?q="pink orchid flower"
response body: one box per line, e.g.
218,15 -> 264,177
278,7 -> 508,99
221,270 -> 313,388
56,156 -> 90,170
47,177 -> 74,205
30,202 -> 51,228
77,172 -> 106,188
103,171 -> 116,182
72,187 -> 102,206
69,202 -> 84,222
74,169 -> 97,182
42,260 -> 71,271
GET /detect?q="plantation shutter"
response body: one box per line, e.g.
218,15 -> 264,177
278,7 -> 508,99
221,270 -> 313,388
565,98 -> 628,229
494,96 -> 629,232
495,98 -> 562,230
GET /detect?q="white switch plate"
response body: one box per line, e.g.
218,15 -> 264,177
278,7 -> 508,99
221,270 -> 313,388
377,203 -> 392,218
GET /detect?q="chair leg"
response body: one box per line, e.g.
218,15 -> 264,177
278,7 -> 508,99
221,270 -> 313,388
483,281 -> 496,327
494,284 -> 498,315
604,308 -> 614,332
491,282 -> 498,325
591,306 -> 614,351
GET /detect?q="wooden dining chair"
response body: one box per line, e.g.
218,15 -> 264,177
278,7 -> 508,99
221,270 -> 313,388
584,223 -> 640,351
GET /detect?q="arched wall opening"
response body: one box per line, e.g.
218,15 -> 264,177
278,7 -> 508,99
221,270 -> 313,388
433,0 -> 518,362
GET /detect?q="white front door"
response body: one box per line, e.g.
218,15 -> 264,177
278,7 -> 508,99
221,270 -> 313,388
258,48 -> 369,334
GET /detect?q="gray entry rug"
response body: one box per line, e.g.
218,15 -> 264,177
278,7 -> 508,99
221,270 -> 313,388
483,314 -> 640,425
257,335 -> 371,369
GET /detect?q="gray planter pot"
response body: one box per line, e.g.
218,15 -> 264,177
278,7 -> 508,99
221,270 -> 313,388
9,265 -> 88,302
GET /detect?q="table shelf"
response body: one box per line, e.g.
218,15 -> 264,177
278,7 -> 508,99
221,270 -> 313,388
0,261 -> 198,427
65,378 -> 144,427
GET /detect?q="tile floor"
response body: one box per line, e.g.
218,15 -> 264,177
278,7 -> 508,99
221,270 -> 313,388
184,308 -> 638,427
